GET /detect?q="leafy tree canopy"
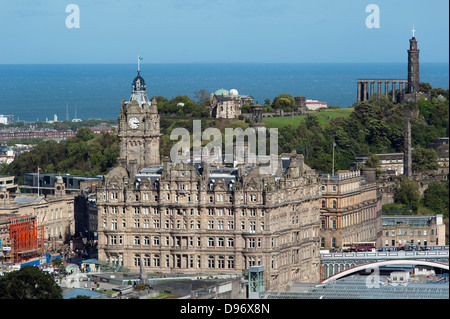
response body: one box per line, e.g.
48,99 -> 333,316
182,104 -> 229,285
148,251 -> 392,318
0,265 -> 62,299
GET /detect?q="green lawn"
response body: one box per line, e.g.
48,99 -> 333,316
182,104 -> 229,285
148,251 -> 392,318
262,108 -> 354,129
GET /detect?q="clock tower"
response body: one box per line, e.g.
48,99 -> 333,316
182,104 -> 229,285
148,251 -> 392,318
118,66 -> 161,176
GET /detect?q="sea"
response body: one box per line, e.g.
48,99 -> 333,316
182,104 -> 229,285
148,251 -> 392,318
0,63 -> 448,122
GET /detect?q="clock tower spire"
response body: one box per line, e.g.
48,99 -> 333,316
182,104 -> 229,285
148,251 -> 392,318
118,61 -> 161,176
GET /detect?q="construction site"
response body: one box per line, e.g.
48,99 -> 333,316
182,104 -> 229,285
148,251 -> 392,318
0,215 -> 44,264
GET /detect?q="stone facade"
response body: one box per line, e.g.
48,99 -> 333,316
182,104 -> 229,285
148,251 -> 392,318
118,70 -> 161,171
380,214 -> 446,247
0,177 -> 75,251
210,89 -> 253,119
319,170 -> 382,250
96,155 -> 322,291
399,35 -> 431,103
96,71 -> 322,291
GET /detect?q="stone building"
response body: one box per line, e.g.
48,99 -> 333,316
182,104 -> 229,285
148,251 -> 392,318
398,32 -> 431,104
352,153 -> 404,176
96,69 -> 322,291
0,177 -> 75,251
210,88 -> 253,119
380,214 -> 445,247
319,170 -> 382,251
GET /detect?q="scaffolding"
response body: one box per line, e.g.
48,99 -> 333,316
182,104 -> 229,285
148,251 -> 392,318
8,215 -> 44,263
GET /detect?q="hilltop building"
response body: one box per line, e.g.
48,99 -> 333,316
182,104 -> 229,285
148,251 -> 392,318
210,88 -> 254,119
356,29 -> 431,104
96,68 -> 322,291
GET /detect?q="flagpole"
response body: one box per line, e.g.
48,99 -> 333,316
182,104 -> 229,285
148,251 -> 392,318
332,142 -> 336,176
37,166 -> 39,196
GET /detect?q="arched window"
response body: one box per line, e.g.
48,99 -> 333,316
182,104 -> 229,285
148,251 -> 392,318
208,255 -> 215,268
227,256 -> 235,269
332,200 -> 337,209
208,237 -> 215,247
218,256 -> 225,268
153,254 -> 160,267
331,237 -> 336,248
134,254 -> 140,266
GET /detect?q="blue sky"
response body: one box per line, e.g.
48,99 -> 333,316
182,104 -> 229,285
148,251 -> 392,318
0,0 -> 448,63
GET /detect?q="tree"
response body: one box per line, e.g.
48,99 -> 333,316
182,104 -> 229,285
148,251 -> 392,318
394,178 -> 420,213
76,127 -> 94,142
422,181 -> 449,218
304,114 -> 320,130
272,94 -> 295,108
412,147 -> 438,172
193,89 -> 210,105
364,154 -> 380,168
0,265 -> 62,299
274,98 -> 293,111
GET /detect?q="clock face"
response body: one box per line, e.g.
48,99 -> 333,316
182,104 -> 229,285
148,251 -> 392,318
128,117 -> 140,129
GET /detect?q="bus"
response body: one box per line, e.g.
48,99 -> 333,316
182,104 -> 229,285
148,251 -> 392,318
342,242 -> 376,252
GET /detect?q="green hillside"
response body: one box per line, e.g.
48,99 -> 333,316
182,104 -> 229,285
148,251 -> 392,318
263,108 -> 354,129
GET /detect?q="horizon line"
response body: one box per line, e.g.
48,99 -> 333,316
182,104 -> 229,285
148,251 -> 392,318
0,61 -> 449,65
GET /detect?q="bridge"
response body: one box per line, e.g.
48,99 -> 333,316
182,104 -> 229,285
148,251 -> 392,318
320,249 -> 449,281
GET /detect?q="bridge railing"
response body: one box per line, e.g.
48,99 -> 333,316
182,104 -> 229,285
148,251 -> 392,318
321,250 -> 449,260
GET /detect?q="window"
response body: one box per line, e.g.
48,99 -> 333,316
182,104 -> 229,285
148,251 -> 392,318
332,220 -> 337,230
249,221 -> 256,233
331,238 -> 336,248
134,236 -> 140,245
321,220 -> 326,230
134,255 -> 140,267
227,238 -> 234,247
208,237 -> 215,247
332,200 -> 337,209
320,238 -> 325,248
217,256 -> 225,269
153,255 -> 160,267
218,238 -> 224,247
153,236 -> 160,246
321,200 -> 326,208
227,256 -> 235,269
208,256 -> 215,268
